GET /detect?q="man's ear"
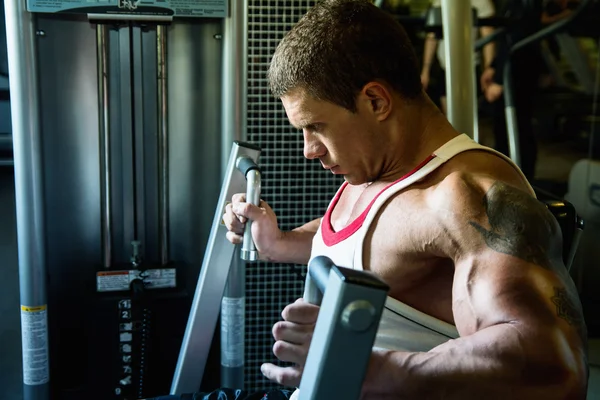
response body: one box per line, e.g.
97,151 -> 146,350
360,82 -> 392,121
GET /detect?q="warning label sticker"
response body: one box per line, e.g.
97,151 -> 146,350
97,268 -> 176,292
20,305 -> 50,386
220,297 -> 245,368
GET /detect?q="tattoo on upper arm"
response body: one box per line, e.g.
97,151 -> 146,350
468,181 -> 562,270
551,287 -> 583,327
552,286 -> 588,348
468,182 -> 587,348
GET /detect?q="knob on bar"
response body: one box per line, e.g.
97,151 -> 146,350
236,156 -> 261,261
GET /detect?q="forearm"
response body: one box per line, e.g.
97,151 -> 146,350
422,33 -> 437,72
263,218 -> 320,265
361,324 -> 584,399
480,26 -> 495,68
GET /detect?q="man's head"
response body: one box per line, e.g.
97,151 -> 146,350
267,0 -> 422,112
268,0 -> 428,185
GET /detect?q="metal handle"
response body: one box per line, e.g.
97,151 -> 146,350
236,156 -> 261,261
303,256 -> 336,306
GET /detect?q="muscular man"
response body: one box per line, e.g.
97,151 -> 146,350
224,0 -> 588,398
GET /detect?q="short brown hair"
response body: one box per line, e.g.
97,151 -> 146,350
268,0 -> 422,112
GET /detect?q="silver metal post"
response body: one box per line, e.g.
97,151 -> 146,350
239,166 -> 260,262
4,0 -> 50,398
472,64 -> 480,143
221,246 -> 245,388
220,0 -> 249,390
97,23 -> 112,269
157,24 -> 169,266
220,0 -> 248,179
441,0 -> 476,137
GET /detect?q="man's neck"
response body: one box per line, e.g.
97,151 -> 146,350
376,95 -> 459,182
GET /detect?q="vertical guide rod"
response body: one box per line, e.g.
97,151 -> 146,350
157,24 -> 169,265
221,0 -> 250,389
4,0 -> 50,398
97,23 -> 113,268
441,0 -> 476,137
220,0 -> 248,178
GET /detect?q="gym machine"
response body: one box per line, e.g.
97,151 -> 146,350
171,141 -> 262,394
298,256 -> 389,400
169,147 -> 390,399
5,0 -> 590,398
5,0 -> 245,398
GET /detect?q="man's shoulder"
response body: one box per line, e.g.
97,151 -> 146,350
427,169 -> 533,214
415,150 -> 538,226
433,148 -> 534,195
383,149 -> 534,215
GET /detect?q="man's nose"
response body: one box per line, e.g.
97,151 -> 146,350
303,130 -> 325,160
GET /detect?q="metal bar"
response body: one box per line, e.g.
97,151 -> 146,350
171,142 -> 261,395
97,24 -> 112,268
441,0 -> 475,137
88,13 -> 173,22
131,25 -> 146,255
157,24 -> 169,266
220,0 -> 248,179
239,166 -> 260,261
474,27 -> 506,52
567,218 -> 585,272
119,25 -> 136,262
299,257 -> 389,400
4,0 -> 50,398
221,246 -> 245,388
220,0 -> 249,390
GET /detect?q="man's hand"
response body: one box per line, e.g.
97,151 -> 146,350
480,66 -> 495,92
484,82 -> 503,103
261,299 -> 320,387
222,193 -> 282,261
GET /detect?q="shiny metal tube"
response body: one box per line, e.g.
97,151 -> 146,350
441,0 -> 476,137
157,24 -> 169,265
97,24 -> 112,269
220,0 -> 249,389
4,0 -> 50,397
505,104 -> 521,167
241,168 -> 261,261
220,0 -> 248,178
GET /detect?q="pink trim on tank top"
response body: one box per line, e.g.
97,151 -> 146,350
322,154 -> 437,246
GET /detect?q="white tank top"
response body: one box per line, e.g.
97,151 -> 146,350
309,133 -> 533,352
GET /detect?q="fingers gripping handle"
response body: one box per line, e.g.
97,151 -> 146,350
302,256 -> 336,306
236,157 -> 261,262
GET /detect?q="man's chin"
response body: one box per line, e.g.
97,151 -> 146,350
343,175 -> 362,185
